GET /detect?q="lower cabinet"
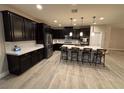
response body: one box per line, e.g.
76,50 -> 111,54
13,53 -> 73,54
31,49 -> 44,66
7,48 -> 44,75
20,53 -> 32,73
53,44 -> 63,51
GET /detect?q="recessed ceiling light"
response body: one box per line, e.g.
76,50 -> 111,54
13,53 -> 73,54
36,4 -> 43,10
100,17 -> 104,20
74,23 -> 76,26
73,19 -> 77,22
54,20 -> 57,23
59,24 -> 62,27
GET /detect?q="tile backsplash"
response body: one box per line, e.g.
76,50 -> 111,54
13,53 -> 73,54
53,39 -> 80,44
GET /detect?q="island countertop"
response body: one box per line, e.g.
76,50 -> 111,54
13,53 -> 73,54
62,44 -> 103,50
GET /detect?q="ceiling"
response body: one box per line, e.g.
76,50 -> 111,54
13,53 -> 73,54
9,4 -> 124,27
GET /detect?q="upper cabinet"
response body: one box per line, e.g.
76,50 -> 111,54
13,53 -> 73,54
52,26 -> 90,40
24,18 -> 36,40
2,11 -> 36,41
36,23 -> 50,44
52,29 -> 64,39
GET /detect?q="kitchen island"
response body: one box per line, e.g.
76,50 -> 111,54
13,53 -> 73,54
62,44 -> 103,50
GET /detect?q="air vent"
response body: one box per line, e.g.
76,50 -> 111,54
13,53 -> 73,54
71,9 -> 78,13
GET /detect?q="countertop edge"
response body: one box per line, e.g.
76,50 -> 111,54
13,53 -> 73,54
6,46 -> 44,56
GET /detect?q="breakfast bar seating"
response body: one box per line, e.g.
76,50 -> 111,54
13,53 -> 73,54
61,44 -> 106,66
71,47 -> 79,61
82,48 -> 92,64
93,49 -> 107,66
60,46 -> 68,60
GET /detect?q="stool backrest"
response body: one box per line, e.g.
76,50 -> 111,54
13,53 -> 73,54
83,48 -> 92,53
71,47 -> 79,53
97,49 -> 106,55
61,47 -> 68,52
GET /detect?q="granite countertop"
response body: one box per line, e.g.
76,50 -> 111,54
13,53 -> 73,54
6,44 -> 44,56
62,44 -> 103,50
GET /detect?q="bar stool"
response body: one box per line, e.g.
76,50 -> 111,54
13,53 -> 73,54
82,48 -> 92,64
60,47 -> 68,60
71,47 -> 79,61
93,49 -> 106,67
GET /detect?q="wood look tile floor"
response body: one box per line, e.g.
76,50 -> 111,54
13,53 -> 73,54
0,51 -> 124,89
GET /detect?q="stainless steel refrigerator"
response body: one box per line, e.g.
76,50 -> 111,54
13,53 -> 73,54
44,32 -> 53,58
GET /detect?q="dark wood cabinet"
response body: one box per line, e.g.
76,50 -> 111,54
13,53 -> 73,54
24,18 -> 31,40
64,27 -> 73,36
52,26 -> 90,40
7,48 -> 44,75
11,14 -> 24,41
2,10 -> 36,41
7,52 -> 31,75
37,49 -> 44,61
52,29 -> 64,39
36,23 -> 51,44
2,11 -> 24,41
36,23 -> 44,44
20,53 -> 31,73
53,44 -> 63,51
24,18 -> 36,40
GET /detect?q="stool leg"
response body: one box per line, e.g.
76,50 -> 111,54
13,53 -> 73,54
95,56 -> 98,66
103,55 -> 105,67
82,53 -> 84,64
71,53 -> 72,61
93,55 -> 96,66
89,54 -> 91,65
77,53 -> 78,61
66,52 -> 68,60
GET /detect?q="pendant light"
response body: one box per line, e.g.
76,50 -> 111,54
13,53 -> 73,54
80,17 -> 84,37
69,18 -> 73,37
91,16 -> 96,36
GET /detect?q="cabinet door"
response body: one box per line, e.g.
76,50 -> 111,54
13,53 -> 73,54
20,53 -> 31,73
24,19 -> 33,40
11,14 -> 24,41
24,19 -> 30,40
7,55 -> 21,75
24,19 -> 36,40
37,49 -> 44,62
64,27 -> 73,36
2,11 -> 13,41
31,22 -> 36,40
36,23 -> 44,44
73,29 -> 80,39
31,50 -> 38,66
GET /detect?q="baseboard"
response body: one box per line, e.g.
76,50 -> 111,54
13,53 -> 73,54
0,71 -> 9,79
107,48 -> 124,51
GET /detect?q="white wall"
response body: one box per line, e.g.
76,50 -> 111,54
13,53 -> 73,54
0,12 -> 9,79
90,25 -> 124,50
90,25 -> 109,48
109,27 -> 124,50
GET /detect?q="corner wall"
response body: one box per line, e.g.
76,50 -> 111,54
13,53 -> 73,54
90,25 -> 124,51
0,12 -> 9,79
90,25 -> 109,48
109,27 -> 124,50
